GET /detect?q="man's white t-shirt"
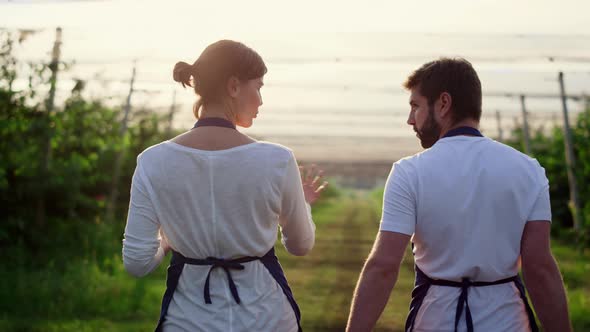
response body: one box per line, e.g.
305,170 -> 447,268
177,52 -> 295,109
380,136 -> 551,332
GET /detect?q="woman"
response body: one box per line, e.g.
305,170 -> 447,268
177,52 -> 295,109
122,40 -> 326,332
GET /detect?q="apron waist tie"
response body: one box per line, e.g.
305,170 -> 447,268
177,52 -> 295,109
174,252 -> 261,305
428,275 -> 518,332
155,248 -> 302,332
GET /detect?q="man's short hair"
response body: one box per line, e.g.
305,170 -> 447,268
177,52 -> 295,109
404,58 -> 482,124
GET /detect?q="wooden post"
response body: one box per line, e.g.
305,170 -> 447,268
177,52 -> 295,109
36,27 -> 62,227
106,63 -> 136,221
558,72 -> 582,232
166,90 -> 176,138
520,95 -> 532,155
495,110 -> 503,142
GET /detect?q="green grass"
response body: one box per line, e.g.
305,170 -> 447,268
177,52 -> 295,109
551,240 -> 590,331
1,191 -> 589,331
0,256 -> 168,331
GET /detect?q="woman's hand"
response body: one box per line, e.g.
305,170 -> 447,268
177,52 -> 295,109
300,164 -> 328,205
160,229 -> 171,255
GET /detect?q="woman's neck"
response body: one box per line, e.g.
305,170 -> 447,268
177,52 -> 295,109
200,102 -> 233,122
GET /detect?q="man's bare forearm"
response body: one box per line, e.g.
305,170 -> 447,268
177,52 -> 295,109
346,260 -> 398,332
523,256 -> 572,332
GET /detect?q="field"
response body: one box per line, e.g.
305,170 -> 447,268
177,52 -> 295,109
1,191 -> 589,331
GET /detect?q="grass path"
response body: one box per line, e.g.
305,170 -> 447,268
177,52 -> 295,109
276,195 -> 414,331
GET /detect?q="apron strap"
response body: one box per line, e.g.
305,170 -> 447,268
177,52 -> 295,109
259,247 -> 303,332
513,276 -> 540,332
192,117 -> 236,130
442,126 -> 483,138
155,253 -> 187,332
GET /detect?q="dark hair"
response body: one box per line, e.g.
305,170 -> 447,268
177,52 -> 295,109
173,40 -> 267,118
403,57 -> 482,123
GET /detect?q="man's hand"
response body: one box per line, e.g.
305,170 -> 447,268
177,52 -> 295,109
346,231 -> 410,331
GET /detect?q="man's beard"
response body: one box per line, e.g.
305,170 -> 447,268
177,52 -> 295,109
415,105 -> 442,149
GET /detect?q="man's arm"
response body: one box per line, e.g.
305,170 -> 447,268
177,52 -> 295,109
521,221 -> 572,332
346,231 -> 411,332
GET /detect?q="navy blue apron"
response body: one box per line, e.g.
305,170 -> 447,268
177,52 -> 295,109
154,248 -> 302,332
404,127 -> 539,332
405,265 -> 538,332
155,117 -> 302,331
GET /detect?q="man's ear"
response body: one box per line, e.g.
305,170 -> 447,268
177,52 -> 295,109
439,92 -> 452,119
227,76 -> 240,98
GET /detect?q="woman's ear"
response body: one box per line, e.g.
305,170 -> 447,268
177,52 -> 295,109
227,76 -> 241,98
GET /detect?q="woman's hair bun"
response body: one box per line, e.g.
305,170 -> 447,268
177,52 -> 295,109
173,61 -> 194,88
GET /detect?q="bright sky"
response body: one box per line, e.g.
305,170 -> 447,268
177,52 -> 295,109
2,0 -> 590,34
1,0 -> 589,161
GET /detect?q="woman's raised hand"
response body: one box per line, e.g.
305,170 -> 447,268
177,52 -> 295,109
299,164 -> 328,205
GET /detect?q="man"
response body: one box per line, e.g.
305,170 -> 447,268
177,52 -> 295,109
346,58 -> 571,332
